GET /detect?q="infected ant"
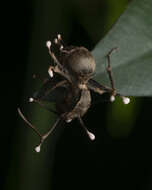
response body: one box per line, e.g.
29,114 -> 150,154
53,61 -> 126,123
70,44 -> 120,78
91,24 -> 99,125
18,34 -> 130,152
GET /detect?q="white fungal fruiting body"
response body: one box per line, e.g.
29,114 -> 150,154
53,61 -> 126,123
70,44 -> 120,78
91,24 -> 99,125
57,34 -> 61,40
60,45 -> 64,50
66,119 -> 72,123
29,97 -> 34,102
122,97 -> 130,104
87,131 -> 95,141
110,95 -> 115,102
54,38 -> 58,44
35,145 -> 41,153
48,67 -> 54,78
46,41 -> 51,49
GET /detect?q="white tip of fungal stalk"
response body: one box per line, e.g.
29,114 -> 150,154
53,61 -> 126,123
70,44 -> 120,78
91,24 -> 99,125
35,145 -> 41,153
57,34 -> 61,40
122,97 -> 130,104
48,67 -> 53,78
46,41 -> 51,49
110,95 -> 115,102
66,119 -> 72,123
60,45 -> 64,50
87,131 -> 95,141
54,38 -> 58,44
29,97 -> 34,102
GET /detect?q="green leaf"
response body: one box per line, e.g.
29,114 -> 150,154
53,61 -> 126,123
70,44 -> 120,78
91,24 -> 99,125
92,0 -> 152,96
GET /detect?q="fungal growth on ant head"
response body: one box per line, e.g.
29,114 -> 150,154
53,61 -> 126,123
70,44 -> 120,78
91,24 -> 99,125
18,34 -> 130,152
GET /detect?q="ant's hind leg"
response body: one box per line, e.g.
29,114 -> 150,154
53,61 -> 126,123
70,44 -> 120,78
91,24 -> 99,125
34,117 -> 62,152
18,108 -> 62,152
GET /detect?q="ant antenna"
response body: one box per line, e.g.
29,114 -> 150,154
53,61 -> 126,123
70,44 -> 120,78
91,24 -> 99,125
78,117 -> 95,141
17,108 -> 61,152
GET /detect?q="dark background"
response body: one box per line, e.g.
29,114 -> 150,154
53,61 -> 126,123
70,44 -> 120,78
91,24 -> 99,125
1,0 -> 152,190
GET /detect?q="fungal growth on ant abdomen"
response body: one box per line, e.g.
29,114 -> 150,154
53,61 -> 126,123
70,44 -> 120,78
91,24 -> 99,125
18,34 -> 130,152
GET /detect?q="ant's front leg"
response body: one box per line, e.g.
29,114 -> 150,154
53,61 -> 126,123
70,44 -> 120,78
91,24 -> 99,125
87,79 -> 130,104
106,48 -> 118,88
87,48 -> 119,99
105,47 -> 118,101
18,108 -> 63,152
105,48 -> 130,104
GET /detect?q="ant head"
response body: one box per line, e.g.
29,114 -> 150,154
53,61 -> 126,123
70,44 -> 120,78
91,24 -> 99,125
61,46 -> 96,83
46,34 -> 96,84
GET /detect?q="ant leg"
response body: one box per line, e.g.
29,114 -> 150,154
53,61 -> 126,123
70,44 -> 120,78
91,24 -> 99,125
87,79 -> 130,104
88,49 -> 119,101
106,48 -> 119,101
18,108 -> 42,138
46,41 -> 62,68
46,40 -> 71,82
46,40 -> 64,76
106,47 -> 118,90
34,117 -> 62,152
106,48 -> 131,104
78,117 -> 95,141
28,97 -> 59,115
18,108 -> 62,152
87,79 -> 110,95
